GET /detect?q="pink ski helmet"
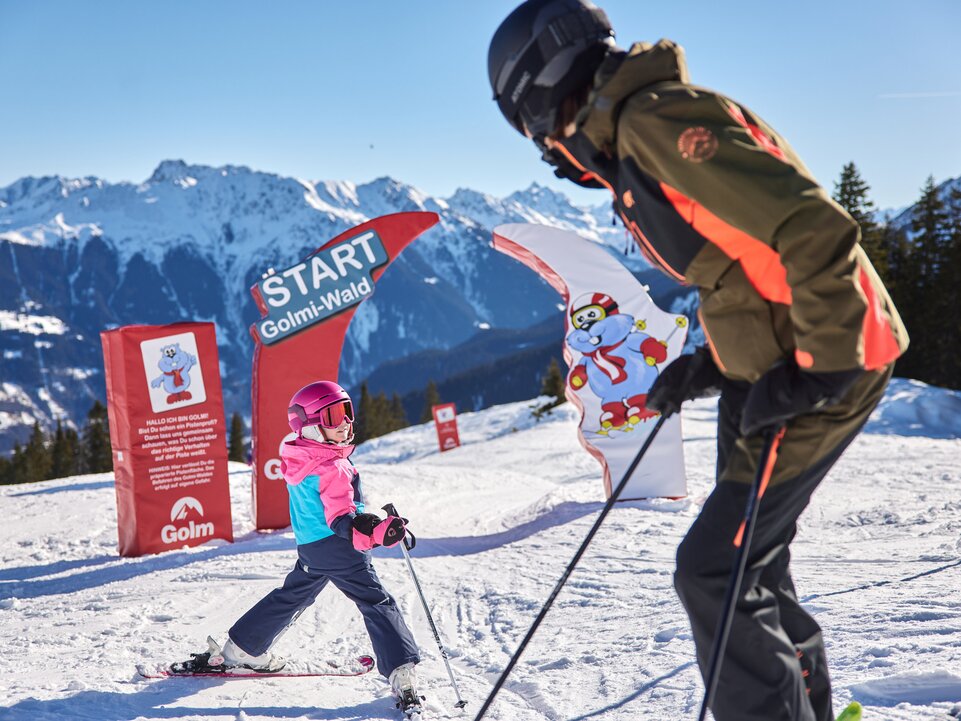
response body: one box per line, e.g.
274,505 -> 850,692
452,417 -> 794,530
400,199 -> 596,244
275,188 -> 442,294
287,381 -> 354,434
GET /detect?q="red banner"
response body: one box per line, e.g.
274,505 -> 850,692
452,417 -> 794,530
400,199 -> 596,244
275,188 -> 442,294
249,212 -> 439,529
100,322 -> 233,557
432,403 -> 461,452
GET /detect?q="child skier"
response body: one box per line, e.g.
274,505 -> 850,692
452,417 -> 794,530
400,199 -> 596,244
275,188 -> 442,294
210,381 -> 422,713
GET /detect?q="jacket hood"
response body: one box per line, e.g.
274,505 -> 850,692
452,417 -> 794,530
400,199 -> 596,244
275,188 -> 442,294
280,437 -> 354,486
578,40 -> 688,152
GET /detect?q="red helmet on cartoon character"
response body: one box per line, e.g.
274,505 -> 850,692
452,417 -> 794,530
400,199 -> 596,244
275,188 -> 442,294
570,292 -> 619,330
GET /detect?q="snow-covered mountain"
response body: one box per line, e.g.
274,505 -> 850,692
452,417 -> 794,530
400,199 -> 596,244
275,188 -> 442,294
1,382 -> 960,719
0,161 -> 658,451
882,174 -> 961,228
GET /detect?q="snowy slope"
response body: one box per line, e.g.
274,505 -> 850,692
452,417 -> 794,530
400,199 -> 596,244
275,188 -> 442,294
1,380 -> 960,720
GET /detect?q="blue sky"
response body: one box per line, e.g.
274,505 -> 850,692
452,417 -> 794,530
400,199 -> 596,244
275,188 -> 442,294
1,0 -> 959,211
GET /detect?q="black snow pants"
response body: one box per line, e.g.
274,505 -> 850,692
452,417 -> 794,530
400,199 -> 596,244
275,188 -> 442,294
674,366 -> 891,721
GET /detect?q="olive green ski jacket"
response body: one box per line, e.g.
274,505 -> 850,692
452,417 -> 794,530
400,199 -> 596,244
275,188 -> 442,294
552,40 -> 908,384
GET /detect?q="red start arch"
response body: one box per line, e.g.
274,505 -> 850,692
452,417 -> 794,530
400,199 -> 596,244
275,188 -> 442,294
248,212 -> 438,529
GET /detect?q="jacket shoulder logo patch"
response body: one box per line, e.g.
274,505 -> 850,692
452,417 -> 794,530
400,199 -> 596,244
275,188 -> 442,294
678,127 -> 718,163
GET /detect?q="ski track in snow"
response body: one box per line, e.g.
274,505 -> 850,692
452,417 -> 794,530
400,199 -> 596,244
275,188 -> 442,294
0,392 -> 959,720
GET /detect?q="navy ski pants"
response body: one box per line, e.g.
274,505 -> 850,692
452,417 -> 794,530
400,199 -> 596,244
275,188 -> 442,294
228,535 -> 420,678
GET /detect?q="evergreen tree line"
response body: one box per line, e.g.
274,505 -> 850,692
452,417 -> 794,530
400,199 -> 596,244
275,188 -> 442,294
0,405 -> 252,485
832,163 -> 961,390
0,361 -> 569,484
353,358 -> 569,444
0,401 -> 112,485
352,380 -> 441,444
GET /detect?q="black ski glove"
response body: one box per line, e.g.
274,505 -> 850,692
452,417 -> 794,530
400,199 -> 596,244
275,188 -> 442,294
538,142 -> 605,189
647,346 -> 725,418
351,513 -> 385,536
740,360 -> 863,437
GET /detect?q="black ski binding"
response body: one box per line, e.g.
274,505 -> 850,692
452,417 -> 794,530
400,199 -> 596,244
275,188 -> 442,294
396,689 -> 425,717
169,651 -> 227,675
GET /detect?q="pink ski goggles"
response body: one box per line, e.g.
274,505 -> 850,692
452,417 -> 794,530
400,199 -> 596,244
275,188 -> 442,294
317,400 -> 354,429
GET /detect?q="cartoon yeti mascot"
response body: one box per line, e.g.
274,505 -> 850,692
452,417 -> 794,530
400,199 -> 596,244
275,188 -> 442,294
151,343 -> 198,404
566,292 -> 667,434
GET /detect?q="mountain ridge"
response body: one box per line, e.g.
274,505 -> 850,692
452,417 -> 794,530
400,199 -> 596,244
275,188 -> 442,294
3,161 -> 955,452
0,160 -> 645,451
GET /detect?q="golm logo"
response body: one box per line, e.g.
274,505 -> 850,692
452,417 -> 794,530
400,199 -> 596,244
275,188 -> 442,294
161,496 -> 215,545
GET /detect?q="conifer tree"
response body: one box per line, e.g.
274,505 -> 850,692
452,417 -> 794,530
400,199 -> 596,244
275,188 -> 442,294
64,426 -> 81,476
833,162 -> 886,276
533,357 -> 568,418
7,443 -> 25,484
911,176 -> 950,280
366,392 -> 393,439
420,380 -> 441,423
20,422 -> 52,482
389,393 -> 409,433
82,401 -> 113,473
540,358 -> 567,402
50,420 -> 67,479
879,220 -> 908,300
907,177 -> 951,384
886,176 -> 955,385
228,413 -> 246,462
353,382 -> 372,444
940,185 -> 961,388
51,420 -> 80,479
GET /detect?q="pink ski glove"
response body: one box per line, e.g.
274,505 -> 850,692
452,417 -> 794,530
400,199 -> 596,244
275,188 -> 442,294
351,513 -> 407,551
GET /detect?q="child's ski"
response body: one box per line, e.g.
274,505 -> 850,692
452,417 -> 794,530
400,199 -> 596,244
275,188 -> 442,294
137,654 -> 374,679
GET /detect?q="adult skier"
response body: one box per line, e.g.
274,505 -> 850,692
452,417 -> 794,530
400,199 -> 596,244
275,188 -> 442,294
200,381 -> 423,716
487,2 -> 908,720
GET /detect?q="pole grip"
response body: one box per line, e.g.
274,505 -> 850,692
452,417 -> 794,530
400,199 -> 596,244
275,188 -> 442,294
382,502 -> 413,551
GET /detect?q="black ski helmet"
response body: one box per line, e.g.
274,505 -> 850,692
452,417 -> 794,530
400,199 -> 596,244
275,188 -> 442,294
488,0 -> 615,140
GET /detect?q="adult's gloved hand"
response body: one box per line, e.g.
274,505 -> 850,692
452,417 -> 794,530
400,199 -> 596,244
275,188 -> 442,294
539,141 -> 605,189
647,346 -> 725,418
740,360 -> 863,437
351,513 -> 407,550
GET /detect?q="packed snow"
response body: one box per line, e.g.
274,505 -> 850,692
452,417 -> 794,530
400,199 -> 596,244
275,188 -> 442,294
1,381 -> 960,720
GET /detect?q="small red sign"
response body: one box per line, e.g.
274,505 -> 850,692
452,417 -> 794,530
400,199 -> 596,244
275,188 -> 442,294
431,403 -> 460,452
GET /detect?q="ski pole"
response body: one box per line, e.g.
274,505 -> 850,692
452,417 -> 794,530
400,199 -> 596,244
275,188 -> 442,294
474,413 -> 670,721
383,502 -> 468,710
697,424 -> 785,721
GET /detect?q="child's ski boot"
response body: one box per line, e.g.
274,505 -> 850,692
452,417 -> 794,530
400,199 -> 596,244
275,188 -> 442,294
389,662 -> 424,718
209,636 -> 286,673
